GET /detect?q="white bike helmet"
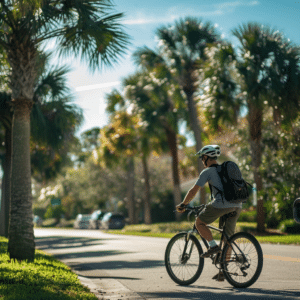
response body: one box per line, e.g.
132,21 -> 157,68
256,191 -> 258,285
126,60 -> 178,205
196,145 -> 221,158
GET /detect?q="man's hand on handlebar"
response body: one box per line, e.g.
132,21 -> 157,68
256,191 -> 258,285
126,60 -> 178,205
176,203 -> 187,213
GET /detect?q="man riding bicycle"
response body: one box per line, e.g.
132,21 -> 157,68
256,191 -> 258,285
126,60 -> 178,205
176,145 -> 242,281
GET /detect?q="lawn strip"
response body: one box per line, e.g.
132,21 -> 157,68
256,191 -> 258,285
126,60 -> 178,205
0,237 -> 97,300
106,222 -> 300,245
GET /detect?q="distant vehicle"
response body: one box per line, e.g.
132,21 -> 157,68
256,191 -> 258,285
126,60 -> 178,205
88,210 -> 105,229
101,212 -> 125,230
73,214 -> 91,229
33,215 -> 43,226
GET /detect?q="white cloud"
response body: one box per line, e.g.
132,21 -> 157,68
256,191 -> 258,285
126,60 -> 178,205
123,15 -> 177,25
123,1 -> 259,25
214,1 -> 259,10
75,81 -> 121,92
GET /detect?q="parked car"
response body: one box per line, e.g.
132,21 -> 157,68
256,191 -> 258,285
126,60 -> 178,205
88,210 -> 105,229
100,212 -> 125,230
73,214 -> 91,229
33,215 -> 43,227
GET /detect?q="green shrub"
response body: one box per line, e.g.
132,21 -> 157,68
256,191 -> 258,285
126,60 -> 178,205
238,210 -> 256,222
278,219 -> 300,234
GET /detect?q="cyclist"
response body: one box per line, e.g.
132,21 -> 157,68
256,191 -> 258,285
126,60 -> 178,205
176,145 -> 242,281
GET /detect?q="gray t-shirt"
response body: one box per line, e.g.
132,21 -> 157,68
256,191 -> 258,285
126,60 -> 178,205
195,166 -> 242,209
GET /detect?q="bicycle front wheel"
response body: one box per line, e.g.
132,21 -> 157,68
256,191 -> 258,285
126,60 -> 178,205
222,232 -> 263,288
165,232 -> 204,285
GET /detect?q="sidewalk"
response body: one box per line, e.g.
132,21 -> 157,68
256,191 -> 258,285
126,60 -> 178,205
78,275 -> 144,300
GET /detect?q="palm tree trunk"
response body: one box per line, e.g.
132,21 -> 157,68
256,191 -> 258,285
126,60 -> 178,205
248,102 -> 264,232
184,90 -> 206,204
0,127 -> 12,238
142,155 -> 152,224
8,99 -> 35,261
127,157 -> 136,224
165,126 -> 182,221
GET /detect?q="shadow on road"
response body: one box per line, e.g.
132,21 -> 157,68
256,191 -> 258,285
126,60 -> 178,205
35,234 -> 164,282
142,285 -> 300,299
35,236 -> 111,250
68,259 -> 164,272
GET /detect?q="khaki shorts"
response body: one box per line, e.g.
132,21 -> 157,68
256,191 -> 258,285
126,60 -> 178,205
197,203 -> 242,237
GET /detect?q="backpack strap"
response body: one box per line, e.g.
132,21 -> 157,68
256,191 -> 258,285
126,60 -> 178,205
208,164 -> 224,203
208,164 -> 218,201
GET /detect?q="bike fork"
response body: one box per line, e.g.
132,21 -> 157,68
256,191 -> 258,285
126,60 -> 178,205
181,231 -> 195,263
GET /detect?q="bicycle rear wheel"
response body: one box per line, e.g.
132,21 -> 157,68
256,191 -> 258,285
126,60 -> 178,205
222,232 -> 263,288
165,232 -> 204,285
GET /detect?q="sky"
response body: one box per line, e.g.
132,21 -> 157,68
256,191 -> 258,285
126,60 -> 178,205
52,0 -> 300,137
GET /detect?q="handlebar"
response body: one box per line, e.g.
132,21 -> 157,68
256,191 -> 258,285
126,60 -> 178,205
174,204 -> 206,221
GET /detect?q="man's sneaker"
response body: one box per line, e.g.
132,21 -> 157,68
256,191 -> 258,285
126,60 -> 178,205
212,271 -> 225,281
201,245 -> 221,258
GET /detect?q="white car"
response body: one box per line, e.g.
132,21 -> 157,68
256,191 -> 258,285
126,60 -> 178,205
73,214 -> 91,229
33,215 -> 43,226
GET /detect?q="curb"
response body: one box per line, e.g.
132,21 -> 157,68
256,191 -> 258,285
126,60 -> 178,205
78,275 -> 145,300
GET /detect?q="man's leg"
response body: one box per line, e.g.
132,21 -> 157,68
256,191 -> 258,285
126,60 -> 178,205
223,207 -> 243,262
195,204 -> 224,257
195,218 -> 213,242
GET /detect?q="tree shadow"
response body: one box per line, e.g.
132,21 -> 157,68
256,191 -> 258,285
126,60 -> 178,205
141,285 -> 300,299
35,236 -> 109,250
67,259 -> 164,273
54,250 -> 128,260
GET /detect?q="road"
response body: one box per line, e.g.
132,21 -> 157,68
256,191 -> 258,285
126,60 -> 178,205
35,228 -> 300,300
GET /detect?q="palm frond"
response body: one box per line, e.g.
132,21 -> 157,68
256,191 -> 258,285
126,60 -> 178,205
34,65 -> 72,102
132,46 -> 163,69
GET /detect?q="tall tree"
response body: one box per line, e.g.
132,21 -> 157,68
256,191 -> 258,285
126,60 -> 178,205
201,42 -> 241,133
99,108 -> 140,224
105,88 -> 155,224
232,23 -> 300,232
138,17 -> 221,204
0,0 -> 129,260
123,69 -> 185,220
0,54 -> 83,236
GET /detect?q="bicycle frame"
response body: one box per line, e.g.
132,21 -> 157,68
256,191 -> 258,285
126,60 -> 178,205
166,206 -> 263,287
183,213 -> 248,272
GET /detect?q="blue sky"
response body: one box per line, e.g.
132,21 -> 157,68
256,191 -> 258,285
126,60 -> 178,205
58,0 -> 300,136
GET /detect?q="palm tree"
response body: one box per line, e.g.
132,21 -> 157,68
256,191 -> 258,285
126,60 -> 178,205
123,69 -> 185,220
268,42 -> 300,127
232,22 -> 299,232
31,53 -> 83,182
105,88 -> 155,224
100,107 -> 140,224
0,0 -> 129,260
0,53 -> 83,237
201,42 -> 241,133
137,17 -> 221,204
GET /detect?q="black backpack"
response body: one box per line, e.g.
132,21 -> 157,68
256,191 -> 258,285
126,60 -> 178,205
209,161 -> 253,204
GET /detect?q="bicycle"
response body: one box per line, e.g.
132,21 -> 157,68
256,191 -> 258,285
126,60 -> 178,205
164,205 -> 263,288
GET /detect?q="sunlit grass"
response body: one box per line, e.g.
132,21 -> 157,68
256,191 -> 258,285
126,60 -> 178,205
107,222 -> 300,245
0,237 -> 97,300
255,235 -> 300,245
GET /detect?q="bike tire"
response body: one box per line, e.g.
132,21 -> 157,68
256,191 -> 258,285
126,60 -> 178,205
165,232 -> 204,285
222,232 -> 263,288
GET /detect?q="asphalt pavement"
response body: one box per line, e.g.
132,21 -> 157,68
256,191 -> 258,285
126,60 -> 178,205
34,228 -> 300,300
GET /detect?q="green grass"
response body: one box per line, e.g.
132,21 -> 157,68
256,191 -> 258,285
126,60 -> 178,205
107,221 -> 300,245
0,237 -> 97,300
255,235 -> 300,245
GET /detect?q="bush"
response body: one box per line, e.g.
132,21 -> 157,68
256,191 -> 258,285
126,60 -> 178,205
278,219 -> 300,234
44,204 -> 65,223
151,190 -> 176,223
33,207 -> 46,218
238,209 -> 256,222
